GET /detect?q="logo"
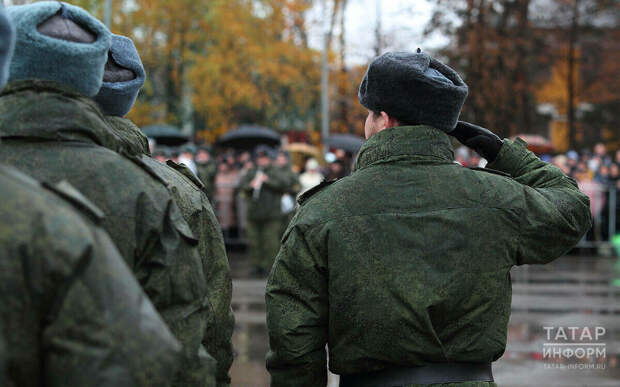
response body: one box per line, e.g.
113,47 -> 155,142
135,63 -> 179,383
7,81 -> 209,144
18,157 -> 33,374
542,326 -> 607,370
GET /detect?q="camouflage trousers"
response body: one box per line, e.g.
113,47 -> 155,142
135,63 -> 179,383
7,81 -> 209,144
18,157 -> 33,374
247,218 -> 281,272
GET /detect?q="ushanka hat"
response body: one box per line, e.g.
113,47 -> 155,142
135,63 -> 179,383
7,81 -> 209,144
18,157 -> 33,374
95,34 -> 146,117
0,4 -> 15,90
358,50 -> 468,133
7,1 -> 111,97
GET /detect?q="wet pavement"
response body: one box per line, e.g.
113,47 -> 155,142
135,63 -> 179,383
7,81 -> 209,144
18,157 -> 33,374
228,252 -> 620,386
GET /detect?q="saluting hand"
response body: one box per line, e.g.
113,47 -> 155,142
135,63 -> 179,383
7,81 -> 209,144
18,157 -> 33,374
449,121 -> 504,163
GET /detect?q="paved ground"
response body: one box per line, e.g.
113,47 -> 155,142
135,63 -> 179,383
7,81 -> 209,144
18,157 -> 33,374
228,252 -> 620,386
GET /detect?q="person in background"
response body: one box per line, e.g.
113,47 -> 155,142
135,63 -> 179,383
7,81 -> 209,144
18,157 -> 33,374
239,146 -> 290,276
326,159 -> 346,180
179,143 -> 198,176
216,156 -> 241,238
299,158 -> 324,197
94,34 -> 234,387
196,145 -> 218,203
274,150 -> 299,237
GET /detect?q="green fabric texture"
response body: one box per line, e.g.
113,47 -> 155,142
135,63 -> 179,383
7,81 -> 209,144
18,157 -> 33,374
247,218 -> 282,271
239,165 -> 291,221
265,125 -> 592,386
0,80 -> 215,387
103,116 -> 234,387
0,164 -> 182,386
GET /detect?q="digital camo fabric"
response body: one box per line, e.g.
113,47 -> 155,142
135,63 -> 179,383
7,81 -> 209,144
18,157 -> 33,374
0,164 -> 181,386
104,115 -> 234,387
266,125 -> 592,386
0,80 -> 214,387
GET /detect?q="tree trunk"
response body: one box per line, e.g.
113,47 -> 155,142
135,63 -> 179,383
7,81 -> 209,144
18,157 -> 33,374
567,0 -> 580,149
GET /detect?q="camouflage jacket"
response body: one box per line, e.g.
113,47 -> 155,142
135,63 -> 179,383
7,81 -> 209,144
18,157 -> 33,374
104,116 -> 234,387
0,164 -> 181,387
239,165 -> 291,221
266,126 -> 592,386
0,80 -> 214,387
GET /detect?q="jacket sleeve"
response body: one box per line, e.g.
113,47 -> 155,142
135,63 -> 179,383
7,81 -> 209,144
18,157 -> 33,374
266,224 -> 328,387
134,192 -> 217,387
487,137 -> 592,265
199,196 -> 235,387
45,227 -> 182,387
263,168 -> 292,193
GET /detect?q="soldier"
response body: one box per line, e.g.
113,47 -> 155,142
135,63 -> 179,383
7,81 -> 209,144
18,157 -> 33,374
0,164 -> 182,387
196,145 -> 218,203
266,51 -> 593,386
239,146 -> 291,276
274,150 -> 299,237
0,3 -> 213,386
94,34 -> 234,387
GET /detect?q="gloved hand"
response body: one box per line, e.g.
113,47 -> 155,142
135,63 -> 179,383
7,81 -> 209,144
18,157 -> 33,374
450,121 -> 504,163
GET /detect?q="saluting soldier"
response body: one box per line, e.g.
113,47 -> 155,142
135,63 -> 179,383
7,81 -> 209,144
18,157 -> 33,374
265,50 -> 592,386
94,34 -> 234,387
0,3 -> 213,386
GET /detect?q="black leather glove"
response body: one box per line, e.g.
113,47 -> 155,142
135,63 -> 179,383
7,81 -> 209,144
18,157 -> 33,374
450,121 -> 504,163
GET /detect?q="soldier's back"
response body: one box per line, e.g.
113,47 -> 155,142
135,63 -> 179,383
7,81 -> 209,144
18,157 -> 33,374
0,82 -> 214,386
0,164 -> 181,386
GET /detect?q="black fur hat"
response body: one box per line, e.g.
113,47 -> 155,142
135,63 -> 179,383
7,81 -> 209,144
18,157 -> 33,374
358,50 -> 468,133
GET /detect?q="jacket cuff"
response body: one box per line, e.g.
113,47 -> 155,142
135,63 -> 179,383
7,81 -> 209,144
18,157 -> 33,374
486,137 -> 529,176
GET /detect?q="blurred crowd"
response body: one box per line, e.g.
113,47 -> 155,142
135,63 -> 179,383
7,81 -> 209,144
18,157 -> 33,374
151,142 -> 356,244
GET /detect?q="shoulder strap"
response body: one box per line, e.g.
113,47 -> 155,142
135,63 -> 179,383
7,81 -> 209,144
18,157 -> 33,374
298,179 -> 338,205
468,166 -> 512,178
42,180 -> 105,223
166,160 -> 205,189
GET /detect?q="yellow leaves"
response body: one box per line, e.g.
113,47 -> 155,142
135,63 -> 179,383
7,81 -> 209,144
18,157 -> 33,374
536,48 -> 581,115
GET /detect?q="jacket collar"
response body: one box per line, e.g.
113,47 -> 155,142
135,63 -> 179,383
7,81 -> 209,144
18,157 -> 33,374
354,125 -> 454,171
0,80 -> 122,150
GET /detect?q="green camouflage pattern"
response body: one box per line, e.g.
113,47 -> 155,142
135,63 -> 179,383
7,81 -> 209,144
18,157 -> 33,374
197,160 -> 218,203
104,116 -> 235,387
0,164 -> 182,386
266,125 -> 592,386
0,80 -> 214,387
240,165 -> 292,271
247,218 -> 282,271
239,165 -> 291,221
105,115 -> 151,156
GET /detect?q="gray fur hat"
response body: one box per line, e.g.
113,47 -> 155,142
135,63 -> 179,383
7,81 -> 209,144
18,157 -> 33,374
358,50 -> 468,133
0,4 -> 15,90
7,1 -> 111,97
95,34 -> 146,117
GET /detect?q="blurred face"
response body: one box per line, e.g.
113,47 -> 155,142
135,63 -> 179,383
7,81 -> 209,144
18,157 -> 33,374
257,155 -> 271,167
594,143 -> 606,156
276,154 -> 288,166
196,150 -> 210,163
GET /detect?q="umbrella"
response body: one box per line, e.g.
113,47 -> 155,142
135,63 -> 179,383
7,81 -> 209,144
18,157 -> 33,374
325,134 -> 365,154
142,124 -> 189,146
284,142 -> 325,169
511,134 -> 554,155
217,124 -> 281,150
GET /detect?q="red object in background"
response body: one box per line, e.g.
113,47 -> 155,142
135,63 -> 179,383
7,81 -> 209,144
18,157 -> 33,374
511,134 -> 554,155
